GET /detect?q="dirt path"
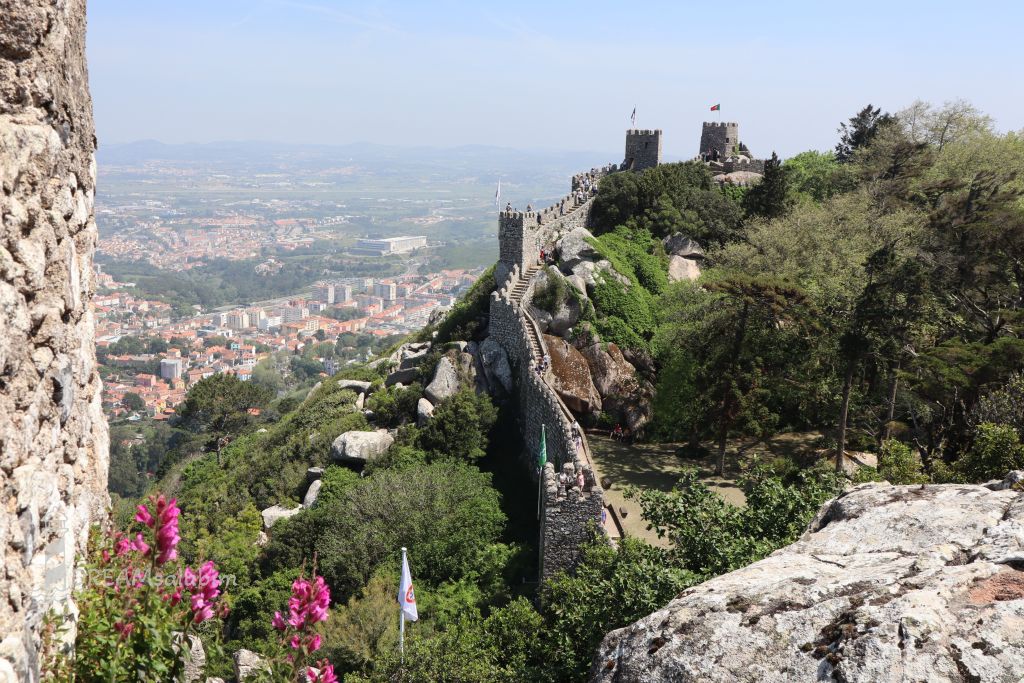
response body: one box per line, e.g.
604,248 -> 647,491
587,432 -> 822,547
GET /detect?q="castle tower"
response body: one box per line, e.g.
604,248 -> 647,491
496,209 -> 540,285
699,121 -> 739,159
623,129 -> 662,171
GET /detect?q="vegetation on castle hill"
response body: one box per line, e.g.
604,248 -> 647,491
588,100 -> 1024,484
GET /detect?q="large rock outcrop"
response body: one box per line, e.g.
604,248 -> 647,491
1,0 -> 109,678
331,430 -> 395,465
425,356 -> 460,404
477,338 -> 512,396
667,255 -> 701,283
580,342 -> 638,399
530,267 -> 583,337
590,477 -> 1024,683
544,334 -> 601,414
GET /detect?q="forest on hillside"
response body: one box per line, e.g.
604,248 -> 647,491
63,101 -> 1024,682
581,100 -> 1023,481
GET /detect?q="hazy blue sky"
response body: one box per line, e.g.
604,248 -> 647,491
87,0 -> 1024,158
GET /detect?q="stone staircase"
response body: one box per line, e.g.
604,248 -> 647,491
510,264 -> 541,360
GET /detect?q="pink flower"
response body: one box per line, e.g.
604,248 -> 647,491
273,573 -> 332,655
130,533 -> 150,556
191,602 -> 215,624
152,496 -> 181,565
181,566 -> 198,590
272,611 -> 288,631
135,504 -> 154,528
183,561 -> 220,624
286,576 -> 330,630
113,535 -> 132,556
284,573 -> 331,634
308,662 -> 337,683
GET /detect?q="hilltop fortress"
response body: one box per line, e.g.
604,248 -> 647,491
490,121 -> 766,577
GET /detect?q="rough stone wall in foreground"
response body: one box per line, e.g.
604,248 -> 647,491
590,477 -> 1024,683
1,0 -> 110,679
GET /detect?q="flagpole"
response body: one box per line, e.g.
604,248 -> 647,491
537,424 -> 546,520
399,546 -> 407,664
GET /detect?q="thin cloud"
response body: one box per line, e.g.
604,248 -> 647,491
269,0 -> 402,34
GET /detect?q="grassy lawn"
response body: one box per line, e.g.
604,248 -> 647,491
587,431 -> 823,547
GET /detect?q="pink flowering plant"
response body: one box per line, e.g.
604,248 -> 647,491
253,571 -> 338,683
73,494 -> 228,680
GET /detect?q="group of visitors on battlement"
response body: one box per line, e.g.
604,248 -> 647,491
533,352 -> 551,376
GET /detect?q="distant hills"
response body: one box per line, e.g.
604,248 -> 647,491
97,139 -> 616,178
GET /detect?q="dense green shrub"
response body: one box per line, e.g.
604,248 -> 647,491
422,265 -> 495,344
418,388 -> 498,463
853,440 -> 928,484
366,382 -> 423,428
539,538 -> 694,682
955,423 -> 1024,483
590,277 -> 657,351
262,460 -> 506,603
629,467 -> 842,576
589,162 -> 744,245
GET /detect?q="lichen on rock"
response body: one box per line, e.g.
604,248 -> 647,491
590,475 -> 1024,683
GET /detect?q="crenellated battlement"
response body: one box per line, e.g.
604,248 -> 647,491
699,121 -> 741,160
623,129 -> 662,171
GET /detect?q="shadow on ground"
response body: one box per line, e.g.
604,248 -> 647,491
587,431 -> 822,546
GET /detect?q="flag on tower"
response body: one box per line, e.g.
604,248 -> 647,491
398,548 -> 418,622
709,103 -> 721,111
494,179 -> 501,208
630,107 -> 637,127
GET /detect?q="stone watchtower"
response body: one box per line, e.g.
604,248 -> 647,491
623,129 -> 662,171
496,209 -> 540,285
699,121 -> 739,159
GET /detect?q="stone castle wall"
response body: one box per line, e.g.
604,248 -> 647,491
1,0 -> 110,679
722,157 -> 766,174
489,182 -> 607,580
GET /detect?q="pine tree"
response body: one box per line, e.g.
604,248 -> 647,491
835,104 -> 895,163
743,152 -> 790,219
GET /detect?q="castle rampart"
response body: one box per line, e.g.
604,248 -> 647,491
489,269 -> 605,580
488,144 -> 645,579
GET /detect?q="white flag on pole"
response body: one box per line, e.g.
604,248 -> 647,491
495,179 -> 501,208
398,549 -> 418,622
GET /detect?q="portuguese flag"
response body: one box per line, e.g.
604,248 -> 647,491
710,104 -> 721,111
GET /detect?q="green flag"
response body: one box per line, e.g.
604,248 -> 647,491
538,424 -> 547,471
